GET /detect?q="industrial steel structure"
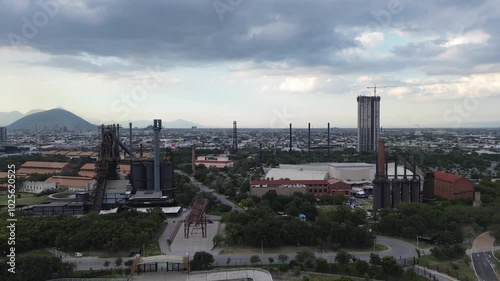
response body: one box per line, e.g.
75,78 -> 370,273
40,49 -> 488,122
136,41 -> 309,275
373,140 -> 421,210
184,199 -> 208,238
232,121 -> 238,153
0,127 -> 6,143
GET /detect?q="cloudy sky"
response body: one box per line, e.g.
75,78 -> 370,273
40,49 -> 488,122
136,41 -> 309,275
1,0 -> 500,128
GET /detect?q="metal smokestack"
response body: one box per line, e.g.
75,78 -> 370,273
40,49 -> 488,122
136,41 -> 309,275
153,119 -> 162,192
289,123 -> 292,154
259,143 -> 262,164
140,143 -> 143,158
308,123 -> 311,153
327,122 -> 330,155
129,122 -> 133,158
192,145 -> 196,173
377,140 -> 386,178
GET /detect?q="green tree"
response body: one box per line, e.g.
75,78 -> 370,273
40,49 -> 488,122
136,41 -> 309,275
295,249 -> 316,270
335,250 -> 352,266
213,234 -> 224,246
191,251 -> 214,270
250,255 -> 261,265
269,257 -> 274,264
278,254 -> 289,264
369,253 -> 381,265
240,198 -> 255,209
103,260 -> 110,268
381,256 -> 402,277
115,257 -> 123,267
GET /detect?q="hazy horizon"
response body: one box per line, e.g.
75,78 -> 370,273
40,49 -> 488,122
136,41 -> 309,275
1,1 -> 500,128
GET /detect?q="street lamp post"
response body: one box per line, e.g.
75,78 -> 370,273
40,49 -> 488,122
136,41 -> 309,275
417,235 -> 419,248
261,241 -> 263,255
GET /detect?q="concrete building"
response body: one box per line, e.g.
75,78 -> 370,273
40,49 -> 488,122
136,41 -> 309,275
433,171 -> 474,200
357,96 -> 380,152
21,181 -> 56,194
194,155 -> 234,168
0,127 -> 6,143
45,176 -> 95,191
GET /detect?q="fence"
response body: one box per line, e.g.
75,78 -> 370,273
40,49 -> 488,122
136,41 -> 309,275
47,277 -> 131,281
168,220 -> 183,245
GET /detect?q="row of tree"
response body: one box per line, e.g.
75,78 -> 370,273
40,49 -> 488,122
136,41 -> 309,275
0,208 -> 166,254
190,250 -> 422,281
222,205 -> 374,249
375,202 -> 500,243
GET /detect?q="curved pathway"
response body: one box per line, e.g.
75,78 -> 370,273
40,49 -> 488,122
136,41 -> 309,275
470,232 -> 498,281
63,235 -> 417,270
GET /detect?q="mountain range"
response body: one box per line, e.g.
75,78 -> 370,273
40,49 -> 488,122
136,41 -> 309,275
7,108 -> 96,131
0,109 -> 44,126
0,108 -> 205,130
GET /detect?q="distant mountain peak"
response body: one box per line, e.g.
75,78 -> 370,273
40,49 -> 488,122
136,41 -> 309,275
7,108 -> 96,131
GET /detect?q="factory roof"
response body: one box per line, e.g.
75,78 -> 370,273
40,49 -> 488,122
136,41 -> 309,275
195,160 -> 233,164
16,168 -> 61,175
0,172 -> 28,179
45,176 -> 94,188
251,180 -> 330,186
80,163 -> 95,171
434,171 -> 464,183
21,161 -> 69,169
265,168 -> 329,181
329,163 -> 374,168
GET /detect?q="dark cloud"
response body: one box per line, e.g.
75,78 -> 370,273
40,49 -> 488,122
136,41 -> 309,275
0,0 -> 499,75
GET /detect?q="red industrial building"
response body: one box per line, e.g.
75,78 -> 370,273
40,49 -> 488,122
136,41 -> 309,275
433,171 -> 474,200
250,179 -> 351,198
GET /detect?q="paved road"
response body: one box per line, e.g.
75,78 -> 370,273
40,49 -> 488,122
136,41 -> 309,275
471,252 -> 499,281
470,231 -> 499,281
175,170 -> 243,212
64,235 -> 417,270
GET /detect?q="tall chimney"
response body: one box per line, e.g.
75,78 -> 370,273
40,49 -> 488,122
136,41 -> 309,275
308,123 -> 311,153
129,122 -> 133,158
192,145 -> 196,173
289,123 -> 292,154
377,140 -> 386,178
394,158 -> 398,178
153,119 -> 162,192
140,143 -> 143,158
259,143 -> 262,164
327,122 -> 330,155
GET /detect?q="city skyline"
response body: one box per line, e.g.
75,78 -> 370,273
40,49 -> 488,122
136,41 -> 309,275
1,1 -> 500,128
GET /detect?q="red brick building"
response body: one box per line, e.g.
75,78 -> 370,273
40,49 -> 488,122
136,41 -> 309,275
250,179 -> 351,198
433,171 -> 474,200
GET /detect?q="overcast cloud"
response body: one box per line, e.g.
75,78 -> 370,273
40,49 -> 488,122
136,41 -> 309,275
1,0 -> 500,127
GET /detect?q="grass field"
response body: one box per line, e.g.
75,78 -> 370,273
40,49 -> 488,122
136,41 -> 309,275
418,254 -> 476,281
19,248 -> 53,257
495,250 -> 500,260
0,192 -> 49,206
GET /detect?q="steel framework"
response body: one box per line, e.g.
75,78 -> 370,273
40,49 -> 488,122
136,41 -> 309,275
184,199 -> 208,238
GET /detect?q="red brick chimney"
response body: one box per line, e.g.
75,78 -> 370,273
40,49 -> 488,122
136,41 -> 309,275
377,140 -> 386,178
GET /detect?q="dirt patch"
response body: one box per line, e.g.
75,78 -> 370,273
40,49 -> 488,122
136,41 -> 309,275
472,231 -> 496,250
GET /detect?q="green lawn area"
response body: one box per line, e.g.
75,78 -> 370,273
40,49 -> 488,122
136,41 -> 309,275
19,248 -> 53,257
495,250 -> 500,260
0,192 -> 49,206
418,254 -> 476,281
144,241 -> 161,256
